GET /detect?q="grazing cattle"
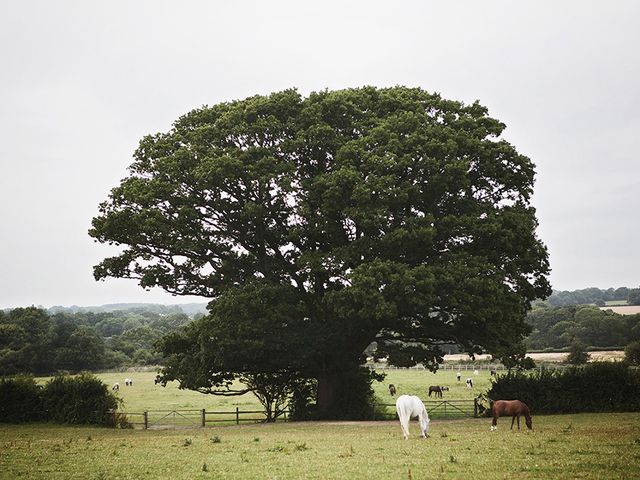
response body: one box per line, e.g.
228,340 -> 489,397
395,395 -> 430,440
466,378 -> 473,389
112,382 -> 119,391
491,400 -> 532,431
125,378 -> 133,386
441,386 -> 449,392
154,375 -> 161,385
389,384 -> 397,396
428,385 -> 443,398
456,372 -> 461,381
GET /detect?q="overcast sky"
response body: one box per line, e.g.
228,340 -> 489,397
1,1 -> 638,309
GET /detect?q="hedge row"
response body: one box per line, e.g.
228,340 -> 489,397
0,373 -> 120,425
487,362 -> 640,414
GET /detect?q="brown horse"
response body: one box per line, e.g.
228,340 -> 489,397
491,400 -> 532,431
428,386 -> 443,398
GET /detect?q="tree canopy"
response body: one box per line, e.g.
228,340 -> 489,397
90,86 -> 551,416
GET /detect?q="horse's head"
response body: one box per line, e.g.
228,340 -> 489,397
419,414 -> 430,438
525,416 -> 533,430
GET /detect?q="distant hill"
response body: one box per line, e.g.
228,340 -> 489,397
46,302 -> 208,317
547,287 -> 639,306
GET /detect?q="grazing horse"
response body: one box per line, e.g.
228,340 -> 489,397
389,384 -> 397,396
491,400 -> 532,431
395,395 -> 430,440
428,385 -> 443,398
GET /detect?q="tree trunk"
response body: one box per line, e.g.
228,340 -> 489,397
316,374 -> 338,418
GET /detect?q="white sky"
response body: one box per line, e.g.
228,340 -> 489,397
1,1 -> 638,309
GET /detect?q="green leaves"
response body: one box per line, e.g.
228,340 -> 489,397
92,86 -> 550,394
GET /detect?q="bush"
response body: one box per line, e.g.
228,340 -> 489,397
42,373 -> 119,425
0,376 -> 43,422
488,362 -> 640,414
624,341 -> 640,366
566,339 -> 590,365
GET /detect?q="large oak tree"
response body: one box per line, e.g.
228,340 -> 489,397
90,86 -> 550,416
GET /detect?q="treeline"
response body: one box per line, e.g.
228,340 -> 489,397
547,287 -> 640,306
0,306 -> 195,375
526,304 -> 640,350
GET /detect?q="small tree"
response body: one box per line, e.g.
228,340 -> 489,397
566,338 -> 590,365
624,341 -> 640,365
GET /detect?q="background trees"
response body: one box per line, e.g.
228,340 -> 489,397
91,86 -> 551,418
525,304 -> 640,350
0,307 -> 194,375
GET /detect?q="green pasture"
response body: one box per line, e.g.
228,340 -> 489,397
1,413 -> 638,479
84,367 -> 493,416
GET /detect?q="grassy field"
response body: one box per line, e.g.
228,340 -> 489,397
1,413 -> 639,479
86,368 -> 493,415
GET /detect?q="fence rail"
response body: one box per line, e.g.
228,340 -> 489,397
116,398 -> 478,429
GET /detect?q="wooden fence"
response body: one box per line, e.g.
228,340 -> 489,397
116,398 -> 480,429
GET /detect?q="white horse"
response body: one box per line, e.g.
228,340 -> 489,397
395,395 -> 430,440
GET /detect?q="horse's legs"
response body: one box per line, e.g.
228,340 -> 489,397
491,414 -> 498,431
517,415 -> 521,429
401,420 -> 410,440
511,415 -> 516,429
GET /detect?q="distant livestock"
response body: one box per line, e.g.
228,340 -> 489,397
491,400 -> 532,431
112,382 -> 119,391
395,395 -> 430,440
456,372 -> 461,381
428,385 -> 444,398
490,369 -> 497,376
389,384 -> 397,396
125,378 -> 133,386
473,369 -> 479,375
466,378 -> 473,389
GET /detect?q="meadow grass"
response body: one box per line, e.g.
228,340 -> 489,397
1,413 -> 638,479
85,367 -> 492,415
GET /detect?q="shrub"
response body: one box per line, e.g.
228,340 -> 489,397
42,373 -> 119,425
566,339 -> 590,365
0,375 -> 43,422
624,341 -> 640,366
488,362 -> 640,414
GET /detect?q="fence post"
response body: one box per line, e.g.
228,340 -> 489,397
236,407 -> 239,425
474,398 -> 478,418
201,409 -> 206,427
143,411 -> 148,430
